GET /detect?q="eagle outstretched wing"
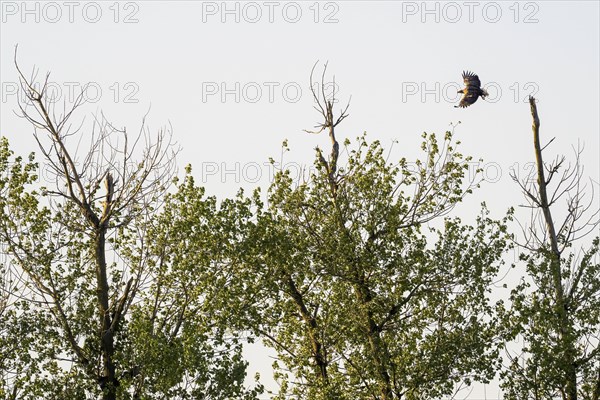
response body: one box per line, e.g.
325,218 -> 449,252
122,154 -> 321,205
462,70 -> 481,89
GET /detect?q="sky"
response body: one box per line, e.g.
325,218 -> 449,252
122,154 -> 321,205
1,1 -> 599,398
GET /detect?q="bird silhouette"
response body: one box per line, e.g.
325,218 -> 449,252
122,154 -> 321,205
455,71 -> 488,108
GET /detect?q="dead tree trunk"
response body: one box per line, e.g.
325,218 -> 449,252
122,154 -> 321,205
529,96 -> 578,400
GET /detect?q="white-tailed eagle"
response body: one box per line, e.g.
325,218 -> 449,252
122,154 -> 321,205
455,71 -> 488,108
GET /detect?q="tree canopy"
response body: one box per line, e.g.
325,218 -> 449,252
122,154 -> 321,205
1,64 -> 598,400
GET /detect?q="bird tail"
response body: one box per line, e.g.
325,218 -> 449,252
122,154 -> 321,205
481,88 -> 489,99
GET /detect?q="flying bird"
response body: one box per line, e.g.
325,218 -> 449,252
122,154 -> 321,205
455,71 -> 488,108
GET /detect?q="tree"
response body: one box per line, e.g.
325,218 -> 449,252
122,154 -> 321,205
233,65 -> 511,399
0,59 -> 261,399
0,139 -> 44,400
136,167 -> 264,399
503,96 -> 600,400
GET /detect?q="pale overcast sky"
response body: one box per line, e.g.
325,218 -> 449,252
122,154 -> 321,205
1,1 -> 599,398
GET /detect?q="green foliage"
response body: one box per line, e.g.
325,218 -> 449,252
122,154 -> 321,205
128,172 -> 264,399
4,85 -> 594,400
0,137 -> 262,399
501,239 -> 600,399
499,98 -> 599,400
235,133 -> 510,399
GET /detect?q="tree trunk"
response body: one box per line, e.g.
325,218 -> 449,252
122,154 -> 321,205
95,228 -> 118,400
354,277 -> 393,400
285,276 -> 329,384
529,97 -> 577,400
